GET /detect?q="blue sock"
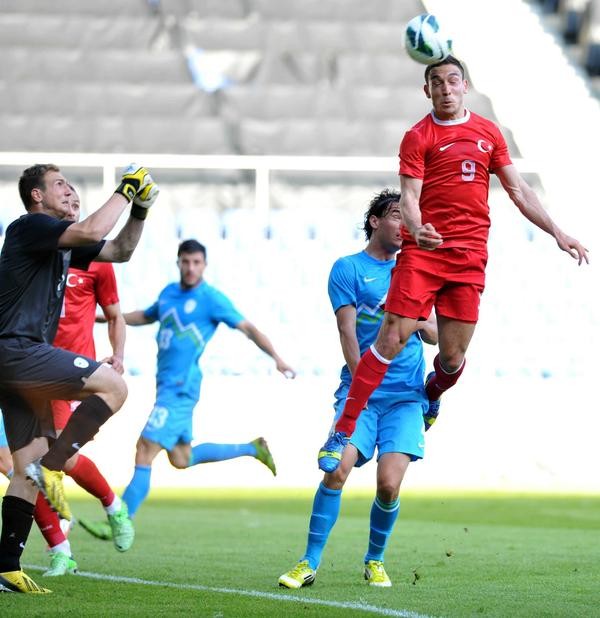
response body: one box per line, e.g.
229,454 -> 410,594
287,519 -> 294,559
122,465 -> 152,518
302,483 -> 342,570
189,442 -> 255,466
365,496 -> 400,563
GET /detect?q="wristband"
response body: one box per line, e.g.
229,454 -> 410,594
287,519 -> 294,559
115,182 -> 136,202
130,204 -> 148,220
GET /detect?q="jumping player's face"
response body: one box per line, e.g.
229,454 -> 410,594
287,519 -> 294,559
178,251 -> 206,289
372,202 -> 403,251
65,186 -> 81,222
33,171 -> 73,219
424,64 -> 468,121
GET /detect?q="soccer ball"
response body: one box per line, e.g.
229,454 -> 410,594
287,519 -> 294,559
404,14 -> 452,65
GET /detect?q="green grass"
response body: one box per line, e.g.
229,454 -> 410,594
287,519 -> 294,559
4,489 -> 599,617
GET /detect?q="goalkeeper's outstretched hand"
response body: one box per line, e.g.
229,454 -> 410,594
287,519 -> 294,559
115,163 -> 152,202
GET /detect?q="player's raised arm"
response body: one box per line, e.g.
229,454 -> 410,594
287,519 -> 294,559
495,164 -> 589,265
95,167 -> 160,263
58,165 -> 156,249
399,175 -> 443,250
236,320 -> 296,378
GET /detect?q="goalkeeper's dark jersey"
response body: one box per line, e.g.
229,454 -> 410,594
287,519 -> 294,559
0,212 -> 103,344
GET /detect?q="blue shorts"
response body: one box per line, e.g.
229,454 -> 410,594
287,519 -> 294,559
333,384 -> 427,466
141,392 -> 197,451
0,413 -> 7,449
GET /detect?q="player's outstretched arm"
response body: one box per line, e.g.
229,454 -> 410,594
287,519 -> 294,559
236,320 -> 296,378
400,175 -> 443,250
99,302 -> 126,374
59,165 -> 156,250
496,165 -> 589,265
96,166 -> 160,263
122,310 -> 155,326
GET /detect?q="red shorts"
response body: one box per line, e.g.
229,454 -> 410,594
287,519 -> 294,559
385,246 -> 487,323
51,400 -> 81,431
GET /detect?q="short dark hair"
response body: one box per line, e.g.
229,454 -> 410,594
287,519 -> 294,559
177,239 -> 206,258
363,189 -> 401,240
424,54 -> 465,83
18,163 -> 61,210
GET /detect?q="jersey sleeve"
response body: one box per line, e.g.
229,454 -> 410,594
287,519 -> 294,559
71,241 -> 105,270
94,263 -> 119,308
399,128 -> 426,178
328,257 -> 357,313
489,124 -> 513,172
15,213 -> 72,251
143,300 -> 160,322
209,288 -> 245,328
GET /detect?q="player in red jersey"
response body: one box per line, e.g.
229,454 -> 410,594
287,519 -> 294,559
318,55 -> 589,472
33,185 -> 134,578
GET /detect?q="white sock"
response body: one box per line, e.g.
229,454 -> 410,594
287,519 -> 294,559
51,540 -> 71,555
104,494 -> 122,516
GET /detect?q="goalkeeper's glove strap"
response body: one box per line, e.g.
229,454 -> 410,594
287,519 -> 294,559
130,204 -> 148,220
115,182 -> 137,202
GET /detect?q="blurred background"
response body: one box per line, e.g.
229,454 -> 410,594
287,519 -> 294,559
0,0 -> 598,493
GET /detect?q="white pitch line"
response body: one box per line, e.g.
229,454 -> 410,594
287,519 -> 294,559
26,564 -> 435,618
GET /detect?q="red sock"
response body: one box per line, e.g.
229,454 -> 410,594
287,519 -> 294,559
426,354 -> 466,401
334,346 -> 390,436
68,455 -> 115,507
34,493 -> 66,548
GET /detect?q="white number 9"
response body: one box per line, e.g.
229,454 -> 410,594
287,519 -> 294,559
462,160 -> 476,181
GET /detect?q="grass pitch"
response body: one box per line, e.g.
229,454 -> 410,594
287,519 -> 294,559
3,488 -> 599,616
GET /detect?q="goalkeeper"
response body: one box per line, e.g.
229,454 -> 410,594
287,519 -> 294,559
0,163 -> 158,594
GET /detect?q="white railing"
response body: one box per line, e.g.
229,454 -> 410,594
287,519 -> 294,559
0,152 -> 535,219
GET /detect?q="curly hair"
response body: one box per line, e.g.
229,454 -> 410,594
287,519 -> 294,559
363,189 -> 401,240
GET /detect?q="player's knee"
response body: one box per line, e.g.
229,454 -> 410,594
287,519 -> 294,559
439,352 -> 465,373
102,372 -> 128,410
112,374 -> 128,407
324,466 -> 349,489
167,451 -> 188,469
376,481 -> 400,503
134,437 -> 156,465
378,319 -> 411,357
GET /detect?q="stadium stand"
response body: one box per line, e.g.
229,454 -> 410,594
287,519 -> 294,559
528,0 -> 600,94
0,0 -> 509,155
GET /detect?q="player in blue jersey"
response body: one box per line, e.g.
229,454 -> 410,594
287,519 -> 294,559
278,190 -> 437,589
0,412 -> 13,479
111,239 -> 295,521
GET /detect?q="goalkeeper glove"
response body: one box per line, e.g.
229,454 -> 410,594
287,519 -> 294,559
115,163 -> 151,202
131,180 -> 160,220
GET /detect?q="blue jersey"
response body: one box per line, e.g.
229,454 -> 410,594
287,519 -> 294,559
144,281 -> 244,400
328,250 -> 425,397
0,410 -> 7,448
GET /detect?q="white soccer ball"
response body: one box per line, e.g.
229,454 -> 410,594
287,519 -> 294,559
404,14 -> 452,66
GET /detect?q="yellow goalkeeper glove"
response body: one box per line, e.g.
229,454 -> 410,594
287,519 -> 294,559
131,180 -> 160,220
115,163 -> 151,202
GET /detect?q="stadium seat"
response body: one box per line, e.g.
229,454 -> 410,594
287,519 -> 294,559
248,0 -> 423,22
162,0 -> 251,19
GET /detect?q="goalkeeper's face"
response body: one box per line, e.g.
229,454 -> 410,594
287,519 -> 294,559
177,251 -> 206,289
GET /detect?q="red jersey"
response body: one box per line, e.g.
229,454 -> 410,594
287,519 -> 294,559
399,110 -> 512,249
53,262 -> 119,359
